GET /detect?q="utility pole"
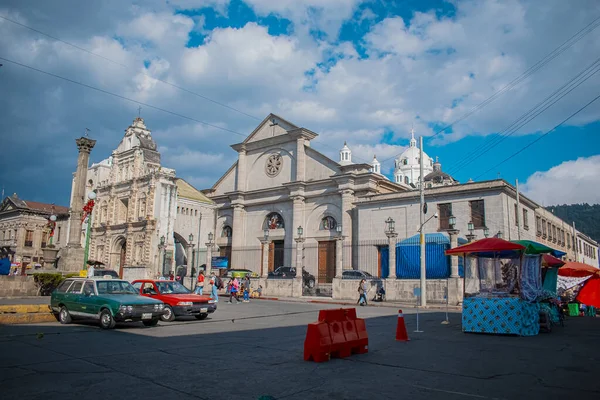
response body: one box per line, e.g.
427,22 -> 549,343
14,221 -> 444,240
516,179 -> 521,240
419,136 -> 426,307
572,221 -> 578,262
196,213 -> 202,270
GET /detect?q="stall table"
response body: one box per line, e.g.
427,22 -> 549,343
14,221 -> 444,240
462,296 -> 540,336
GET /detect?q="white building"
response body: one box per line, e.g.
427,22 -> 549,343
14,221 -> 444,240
393,129 -> 434,187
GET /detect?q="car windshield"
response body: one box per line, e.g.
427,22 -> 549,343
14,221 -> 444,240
155,281 -> 191,294
363,271 -> 373,277
96,281 -> 137,295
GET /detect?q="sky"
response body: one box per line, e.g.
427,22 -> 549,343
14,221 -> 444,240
1,0 -> 600,208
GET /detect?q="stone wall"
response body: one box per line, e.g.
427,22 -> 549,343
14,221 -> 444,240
259,277 -> 302,297
332,278 -> 380,300
333,278 -> 450,304
0,276 -> 38,297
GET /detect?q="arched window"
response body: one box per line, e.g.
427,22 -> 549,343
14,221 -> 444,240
265,213 -> 284,229
402,158 -> 408,165
320,216 -> 337,230
221,225 -> 232,238
404,176 -> 409,184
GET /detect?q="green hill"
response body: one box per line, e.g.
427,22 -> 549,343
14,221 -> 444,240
546,204 -> 600,243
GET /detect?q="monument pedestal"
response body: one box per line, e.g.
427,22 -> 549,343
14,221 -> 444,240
447,277 -> 464,306
57,246 -> 85,273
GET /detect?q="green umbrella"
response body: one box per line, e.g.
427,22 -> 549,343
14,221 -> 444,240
511,240 -> 556,255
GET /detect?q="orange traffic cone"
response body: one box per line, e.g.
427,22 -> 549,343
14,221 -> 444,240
396,309 -> 410,342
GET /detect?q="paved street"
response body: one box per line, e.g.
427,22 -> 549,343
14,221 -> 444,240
1,300 -> 599,400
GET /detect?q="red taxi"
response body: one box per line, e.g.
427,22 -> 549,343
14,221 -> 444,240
132,279 -> 216,322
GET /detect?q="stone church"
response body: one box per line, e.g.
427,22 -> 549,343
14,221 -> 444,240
77,117 -> 215,280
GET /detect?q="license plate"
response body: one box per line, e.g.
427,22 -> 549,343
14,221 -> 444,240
200,308 -> 208,313
142,313 -> 152,320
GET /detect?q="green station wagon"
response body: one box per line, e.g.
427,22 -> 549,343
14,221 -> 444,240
51,277 -> 166,329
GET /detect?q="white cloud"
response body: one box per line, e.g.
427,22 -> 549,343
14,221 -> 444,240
522,155 -> 600,205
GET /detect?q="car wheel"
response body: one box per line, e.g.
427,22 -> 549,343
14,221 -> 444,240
99,309 -> 116,330
143,318 -> 159,327
161,305 -> 175,322
195,313 -> 208,320
307,279 -> 315,289
59,306 -> 72,324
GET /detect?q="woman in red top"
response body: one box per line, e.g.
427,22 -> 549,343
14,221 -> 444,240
195,272 -> 205,295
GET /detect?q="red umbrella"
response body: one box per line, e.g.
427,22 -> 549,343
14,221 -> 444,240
576,276 -> 600,308
445,237 -> 525,257
558,262 -> 600,278
542,254 -> 565,268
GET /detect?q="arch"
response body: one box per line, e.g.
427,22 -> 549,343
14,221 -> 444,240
173,232 -> 189,268
221,225 -> 232,237
110,235 -> 127,278
320,216 -> 337,230
306,203 -> 342,234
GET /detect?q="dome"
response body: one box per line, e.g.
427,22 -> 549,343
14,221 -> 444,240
393,129 -> 434,187
423,157 -> 458,188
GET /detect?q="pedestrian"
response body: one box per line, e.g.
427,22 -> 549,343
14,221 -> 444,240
195,271 -> 205,295
229,277 -> 240,304
169,271 -> 174,280
243,275 -> 251,302
210,279 -> 218,303
0,251 -> 10,276
357,279 -> 368,306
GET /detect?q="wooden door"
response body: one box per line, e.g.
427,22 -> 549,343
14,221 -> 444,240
318,241 -> 336,283
377,246 -> 382,278
119,241 -> 126,278
268,241 -> 284,272
268,242 -> 275,272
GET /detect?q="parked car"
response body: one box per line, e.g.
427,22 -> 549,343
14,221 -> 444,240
342,270 -> 380,280
268,267 -> 315,288
50,277 -> 165,329
132,279 -> 217,322
225,269 -> 259,279
92,268 -> 119,279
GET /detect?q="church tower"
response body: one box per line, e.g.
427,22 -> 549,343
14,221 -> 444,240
371,155 -> 381,175
339,141 -> 352,166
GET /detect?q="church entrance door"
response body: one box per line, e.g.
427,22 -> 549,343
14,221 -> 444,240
317,241 -> 336,284
118,240 -> 126,278
268,241 -> 284,272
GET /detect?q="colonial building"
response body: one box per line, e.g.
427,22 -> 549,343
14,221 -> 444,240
0,194 -> 69,272
205,114 -> 404,288
74,117 -> 215,280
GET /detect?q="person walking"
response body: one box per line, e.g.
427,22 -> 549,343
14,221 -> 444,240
210,279 -> 219,303
357,279 -> 368,306
229,277 -> 240,304
195,272 -> 205,295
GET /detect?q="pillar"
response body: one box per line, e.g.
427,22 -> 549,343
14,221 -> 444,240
291,195 -> 305,266
236,146 -> 247,191
261,240 -> 269,277
231,203 -> 245,267
340,189 -> 354,268
295,237 -> 305,271
68,137 -> 96,247
296,138 -> 306,182
448,230 -> 460,278
205,242 -> 213,276
386,232 -> 398,279
335,237 -> 343,277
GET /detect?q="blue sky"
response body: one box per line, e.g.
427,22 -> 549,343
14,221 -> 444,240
1,0 -> 599,207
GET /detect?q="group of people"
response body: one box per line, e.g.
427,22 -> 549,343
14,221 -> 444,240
190,271 -> 262,304
357,279 -> 386,306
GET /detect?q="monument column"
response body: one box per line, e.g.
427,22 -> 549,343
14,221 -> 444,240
68,137 -> 96,246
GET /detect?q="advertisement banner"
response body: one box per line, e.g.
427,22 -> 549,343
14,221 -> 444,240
212,256 -> 228,268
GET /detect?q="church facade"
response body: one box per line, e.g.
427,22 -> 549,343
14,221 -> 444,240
205,114 -> 403,286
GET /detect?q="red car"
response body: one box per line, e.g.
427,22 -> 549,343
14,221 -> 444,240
132,279 -> 216,322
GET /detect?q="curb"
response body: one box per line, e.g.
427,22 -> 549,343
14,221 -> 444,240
0,304 -> 50,314
255,296 -> 462,311
0,313 -> 56,324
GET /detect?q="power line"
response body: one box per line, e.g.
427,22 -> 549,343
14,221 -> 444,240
0,14 -> 260,121
380,13 -> 600,164
447,56 -> 600,176
0,56 -> 248,138
475,92 -> 600,180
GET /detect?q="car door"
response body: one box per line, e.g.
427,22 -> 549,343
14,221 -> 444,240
78,280 -> 98,317
65,281 -> 84,314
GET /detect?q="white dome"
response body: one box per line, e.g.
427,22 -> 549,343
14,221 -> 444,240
393,129 -> 434,187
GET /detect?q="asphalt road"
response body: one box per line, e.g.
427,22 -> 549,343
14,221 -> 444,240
1,300 -> 599,400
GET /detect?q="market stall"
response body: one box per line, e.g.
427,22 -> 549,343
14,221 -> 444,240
558,261 -> 600,316
446,238 -> 546,336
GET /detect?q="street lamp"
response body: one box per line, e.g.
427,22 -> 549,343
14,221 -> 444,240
483,226 -> 490,238
82,191 -> 97,272
497,231 -> 503,239
263,228 -> 269,241
208,232 -> 214,243
449,215 -> 456,229
158,235 -> 166,277
188,233 -> 195,290
468,221 -> 474,235
297,226 -> 303,238
385,217 -> 395,234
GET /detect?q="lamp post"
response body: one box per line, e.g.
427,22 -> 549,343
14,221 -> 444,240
188,233 -> 195,290
483,226 -> 490,238
82,191 -> 97,271
417,212 -> 439,307
447,215 -> 460,278
159,235 -> 166,277
261,228 -> 269,277
335,223 -> 344,278
295,226 -> 305,283
206,232 -> 214,277
496,231 -> 503,240
466,221 -> 476,242
384,217 -> 398,280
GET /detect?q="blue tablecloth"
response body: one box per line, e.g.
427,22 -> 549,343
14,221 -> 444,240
462,297 -> 540,336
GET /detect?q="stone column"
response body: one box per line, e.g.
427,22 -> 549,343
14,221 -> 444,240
236,146 -> 247,192
231,203 -> 245,267
448,229 -> 460,278
335,237 -> 343,277
386,232 -> 398,279
261,239 -> 269,277
68,137 -> 96,246
296,138 -> 306,182
295,237 -> 305,271
205,242 -> 213,276
340,189 -> 354,268
291,195 -> 305,266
